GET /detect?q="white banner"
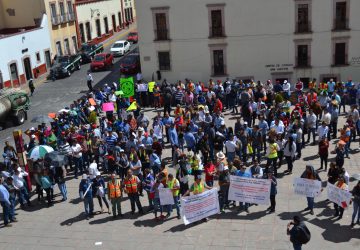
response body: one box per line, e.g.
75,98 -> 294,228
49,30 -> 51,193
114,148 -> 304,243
181,188 -> 219,225
293,177 -> 322,198
228,176 -> 271,205
159,188 -> 175,205
327,183 -> 352,208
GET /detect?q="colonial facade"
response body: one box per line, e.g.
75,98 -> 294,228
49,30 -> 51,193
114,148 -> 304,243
137,0 -> 360,85
0,14 -> 51,88
75,0 -> 136,46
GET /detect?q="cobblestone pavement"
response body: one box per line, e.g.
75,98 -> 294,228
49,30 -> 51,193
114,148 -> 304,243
1,106 -> 359,250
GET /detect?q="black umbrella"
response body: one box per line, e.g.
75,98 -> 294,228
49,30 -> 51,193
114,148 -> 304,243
31,115 -> 54,124
44,151 -> 68,167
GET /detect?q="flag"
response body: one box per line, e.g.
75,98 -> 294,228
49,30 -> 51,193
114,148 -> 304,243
120,77 -> 134,98
127,101 -> 137,111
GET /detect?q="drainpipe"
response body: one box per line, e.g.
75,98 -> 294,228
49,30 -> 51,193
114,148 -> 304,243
74,1 -> 81,49
120,0 -> 125,29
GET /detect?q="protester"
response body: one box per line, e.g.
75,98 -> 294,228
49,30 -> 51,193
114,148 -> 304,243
267,171 -> 277,213
287,215 -> 311,250
301,165 -> 322,215
79,174 -> 93,220
124,169 -> 143,215
107,173 -> 123,218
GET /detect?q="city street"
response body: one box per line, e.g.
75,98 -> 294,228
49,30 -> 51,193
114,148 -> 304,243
0,28 -> 138,142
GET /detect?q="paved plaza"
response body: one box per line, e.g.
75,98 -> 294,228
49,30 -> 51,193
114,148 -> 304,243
1,100 -> 360,249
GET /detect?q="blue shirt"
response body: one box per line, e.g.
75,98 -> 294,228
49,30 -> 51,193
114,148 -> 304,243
0,184 -> 10,206
236,170 -> 252,178
327,81 -> 335,92
184,132 -> 196,148
162,117 -> 174,126
169,127 -> 179,146
258,120 -> 269,136
142,137 -> 153,147
79,179 -> 93,199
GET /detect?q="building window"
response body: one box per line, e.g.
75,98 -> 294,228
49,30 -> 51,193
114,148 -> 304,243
104,17 -> 109,34
36,52 -> 41,62
155,13 -> 168,40
334,1 -> 349,30
56,41 -> 62,56
85,22 -> 91,41
67,1 -> 74,21
207,4 -> 225,38
50,3 -> 59,25
296,3 -> 311,33
79,23 -> 85,43
334,42 -> 347,65
95,19 -> 101,37
118,12 -> 122,27
112,14 -> 117,30
210,10 -> 224,37
9,63 -> 19,82
158,51 -> 171,71
59,2 -> 66,23
64,38 -> 70,55
213,50 -> 225,75
72,36 -> 77,52
296,44 -> 309,67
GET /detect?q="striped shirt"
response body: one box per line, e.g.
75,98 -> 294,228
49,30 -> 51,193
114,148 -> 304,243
105,134 -> 118,149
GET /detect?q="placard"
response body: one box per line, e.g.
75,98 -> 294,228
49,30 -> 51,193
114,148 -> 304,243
293,177 -> 322,198
228,176 -> 271,205
102,102 -> 114,112
181,188 -> 219,225
159,188 -> 175,205
327,183 -> 352,208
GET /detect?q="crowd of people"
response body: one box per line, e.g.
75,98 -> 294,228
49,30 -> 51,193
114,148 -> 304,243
1,76 -> 360,248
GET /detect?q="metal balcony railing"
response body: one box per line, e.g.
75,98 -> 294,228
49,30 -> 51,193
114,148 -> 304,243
210,26 -> 225,38
51,16 -> 60,25
67,12 -> 75,22
155,28 -> 169,41
333,18 -> 349,30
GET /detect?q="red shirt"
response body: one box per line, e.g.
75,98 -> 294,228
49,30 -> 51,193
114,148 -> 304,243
204,163 -> 215,182
214,100 -> 223,113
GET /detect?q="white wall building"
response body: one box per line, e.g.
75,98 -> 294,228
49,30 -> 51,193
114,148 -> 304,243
136,0 -> 360,86
0,14 -> 52,88
75,0 -> 136,45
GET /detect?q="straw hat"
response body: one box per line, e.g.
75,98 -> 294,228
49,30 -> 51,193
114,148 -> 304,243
216,152 -> 225,160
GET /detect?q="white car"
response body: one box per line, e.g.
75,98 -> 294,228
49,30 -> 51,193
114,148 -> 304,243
110,40 -> 130,57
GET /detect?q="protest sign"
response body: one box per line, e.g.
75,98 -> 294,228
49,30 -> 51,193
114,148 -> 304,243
293,177 -> 322,198
102,102 -> 114,112
181,188 -> 219,225
159,188 -> 174,205
115,90 -> 124,96
89,98 -> 96,106
120,77 -> 134,97
126,101 -> 137,111
327,183 -> 352,208
228,176 -> 271,205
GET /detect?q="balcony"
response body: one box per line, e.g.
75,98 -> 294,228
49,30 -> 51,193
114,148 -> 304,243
154,28 -> 169,41
59,14 -> 68,24
333,18 -> 349,31
296,57 -> 310,68
209,26 -> 225,38
295,22 -> 311,34
51,16 -> 60,25
67,12 -> 75,22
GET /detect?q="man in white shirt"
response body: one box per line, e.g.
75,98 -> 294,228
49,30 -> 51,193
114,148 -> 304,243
87,72 -> 93,92
71,140 -> 83,179
13,167 -> 31,207
307,109 -> 317,144
317,121 -> 329,141
270,119 -> 285,134
225,134 -> 238,162
282,80 -> 291,99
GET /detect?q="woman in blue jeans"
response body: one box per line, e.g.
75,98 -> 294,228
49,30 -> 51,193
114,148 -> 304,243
300,165 -> 322,215
351,181 -> 360,227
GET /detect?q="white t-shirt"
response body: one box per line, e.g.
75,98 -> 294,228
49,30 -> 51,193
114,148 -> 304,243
71,144 -> 82,158
225,140 -> 237,153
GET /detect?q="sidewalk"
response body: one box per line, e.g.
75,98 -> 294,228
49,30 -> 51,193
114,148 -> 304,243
20,23 -> 137,94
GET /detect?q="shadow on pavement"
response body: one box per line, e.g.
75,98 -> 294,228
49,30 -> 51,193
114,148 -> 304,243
133,217 -> 163,228
302,154 -> 319,161
60,212 -> 86,226
69,197 -> 82,205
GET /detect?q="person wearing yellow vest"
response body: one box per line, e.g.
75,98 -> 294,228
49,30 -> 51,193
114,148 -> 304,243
167,174 -> 181,219
107,173 -> 123,219
123,169 -> 143,215
266,138 -> 280,177
333,176 -> 349,220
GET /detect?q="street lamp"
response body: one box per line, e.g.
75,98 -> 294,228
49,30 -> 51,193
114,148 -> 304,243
90,8 -> 100,18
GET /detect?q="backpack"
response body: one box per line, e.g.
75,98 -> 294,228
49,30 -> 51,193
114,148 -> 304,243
295,223 -> 311,244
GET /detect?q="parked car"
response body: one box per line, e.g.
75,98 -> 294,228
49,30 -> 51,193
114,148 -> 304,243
90,53 -> 114,71
127,32 -> 138,43
120,53 -> 141,75
80,43 -> 104,63
110,40 -> 130,57
49,54 -> 82,79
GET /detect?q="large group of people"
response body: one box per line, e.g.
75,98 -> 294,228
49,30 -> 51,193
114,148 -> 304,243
1,76 -> 360,249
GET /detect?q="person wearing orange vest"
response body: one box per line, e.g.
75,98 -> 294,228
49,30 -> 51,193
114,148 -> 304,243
107,173 -> 123,218
318,82 -> 328,95
124,169 -> 143,214
307,89 -> 318,105
339,124 -> 351,158
167,174 -> 181,219
308,78 -> 317,90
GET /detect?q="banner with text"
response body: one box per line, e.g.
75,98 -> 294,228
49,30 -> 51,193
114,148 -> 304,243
327,183 -> 352,208
181,188 -> 219,225
228,176 -> 271,205
159,188 -> 175,205
293,178 -> 322,198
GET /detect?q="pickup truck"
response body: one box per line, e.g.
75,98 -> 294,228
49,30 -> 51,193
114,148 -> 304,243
49,55 -> 82,80
80,43 -> 104,63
